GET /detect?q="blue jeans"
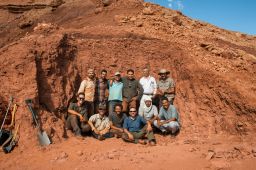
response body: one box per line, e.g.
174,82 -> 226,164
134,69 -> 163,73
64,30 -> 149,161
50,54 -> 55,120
108,100 -> 122,115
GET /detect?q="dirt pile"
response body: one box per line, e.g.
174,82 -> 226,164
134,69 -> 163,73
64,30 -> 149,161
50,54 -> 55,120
0,0 -> 255,169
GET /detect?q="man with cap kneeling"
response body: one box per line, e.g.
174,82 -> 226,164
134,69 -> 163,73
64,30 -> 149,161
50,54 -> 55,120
88,104 -> 113,140
157,69 -> 176,106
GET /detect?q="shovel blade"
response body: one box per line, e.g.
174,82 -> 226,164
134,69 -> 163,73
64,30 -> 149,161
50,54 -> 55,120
38,131 -> 51,146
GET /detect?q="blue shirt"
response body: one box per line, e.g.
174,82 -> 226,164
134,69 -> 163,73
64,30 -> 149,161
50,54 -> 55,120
159,105 -> 180,123
123,115 -> 147,132
108,81 -> 123,101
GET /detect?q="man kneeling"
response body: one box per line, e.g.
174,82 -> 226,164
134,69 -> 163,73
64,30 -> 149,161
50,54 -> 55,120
88,105 -> 113,140
122,107 -> 156,145
66,92 -> 91,137
154,97 -> 180,136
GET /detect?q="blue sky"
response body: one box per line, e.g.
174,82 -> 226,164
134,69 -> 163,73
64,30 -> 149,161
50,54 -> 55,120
145,0 -> 256,35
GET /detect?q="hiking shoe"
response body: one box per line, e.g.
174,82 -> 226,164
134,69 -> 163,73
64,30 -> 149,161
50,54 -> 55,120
149,140 -> 156,146
138,139 -> 147,145
98,135 -> 105,141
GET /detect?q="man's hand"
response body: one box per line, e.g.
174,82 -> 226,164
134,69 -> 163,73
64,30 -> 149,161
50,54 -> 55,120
157,89 -> 164,95
128,133 -> 134,140
79,115 -> 84,122
118,128 -> 124,132
93,129 -> 100,135
157,120 -> 164,126
147,124 -> 153,132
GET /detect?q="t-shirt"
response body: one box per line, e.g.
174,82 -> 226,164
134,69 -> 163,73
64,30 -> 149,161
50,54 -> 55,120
68,102 -> 88,120
109,113 -> 127,128
108,81 -> 123,101
138,105 -> 158,121
89,114 -> 110,131
123,115 -> 147,132
159,105 -> 180,123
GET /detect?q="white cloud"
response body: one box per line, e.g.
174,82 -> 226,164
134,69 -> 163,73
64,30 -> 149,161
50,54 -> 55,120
167,0 -> 184,11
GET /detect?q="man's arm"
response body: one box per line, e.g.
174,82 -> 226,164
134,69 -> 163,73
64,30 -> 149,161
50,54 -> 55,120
88,116 -> 100,134
68,109 -> 84,121
137,81 -> 144,100
78,80 -> 86,94
124,128 -> 134,141
110,122 -> 124,132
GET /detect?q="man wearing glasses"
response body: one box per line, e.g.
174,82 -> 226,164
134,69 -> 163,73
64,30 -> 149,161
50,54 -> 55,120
122,107 -> 156,145
66,92 -> 91,137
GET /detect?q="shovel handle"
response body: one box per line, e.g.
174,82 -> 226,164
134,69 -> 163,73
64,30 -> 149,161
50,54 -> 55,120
25,99 -> 39,127
0,96 -> 13,132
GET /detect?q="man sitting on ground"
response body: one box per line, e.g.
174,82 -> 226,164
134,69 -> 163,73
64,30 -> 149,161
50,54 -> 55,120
122,107 -> 156,145
66,92 -> 91,137
154,97 -> 180,136
138,96 -> 158,125
109,103 -> 126,138
88,105 -> 113,140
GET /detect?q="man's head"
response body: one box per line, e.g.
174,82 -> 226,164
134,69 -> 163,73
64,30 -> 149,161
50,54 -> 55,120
129,107 -> 137,118
87,69 -> 95,79
144,96 -> 152,107
101,69 -> 107,79
127,69 -> 135,80
158,69 -> 170,80
114,71 -> 121,81
77,92 -> 85,105
143,68 -> 150,77
161,97 -> 170,110
98,104 -> 107,116
114,103 -> 123,115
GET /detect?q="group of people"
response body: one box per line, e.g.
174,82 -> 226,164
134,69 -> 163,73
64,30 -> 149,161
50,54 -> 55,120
65,68 -> 180,145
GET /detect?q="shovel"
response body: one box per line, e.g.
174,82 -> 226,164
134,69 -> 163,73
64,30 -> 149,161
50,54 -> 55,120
25,99 -> 51,146
0,96 -> 13,139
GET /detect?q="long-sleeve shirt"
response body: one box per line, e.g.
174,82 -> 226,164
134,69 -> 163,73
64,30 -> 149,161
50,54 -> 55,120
78,78 -> 96,102
122,77 -> 143,102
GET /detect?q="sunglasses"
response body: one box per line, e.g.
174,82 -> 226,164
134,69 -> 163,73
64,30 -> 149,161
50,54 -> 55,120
79,97 -> 85,100
129,110 -> 136,112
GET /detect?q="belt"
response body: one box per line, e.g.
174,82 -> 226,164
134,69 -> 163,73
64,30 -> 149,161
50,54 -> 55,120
143,93 -> 153,95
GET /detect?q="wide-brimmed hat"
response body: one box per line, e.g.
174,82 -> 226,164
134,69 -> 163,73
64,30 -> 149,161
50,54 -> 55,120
114,71 -> 121,76
158,69 -> 170,75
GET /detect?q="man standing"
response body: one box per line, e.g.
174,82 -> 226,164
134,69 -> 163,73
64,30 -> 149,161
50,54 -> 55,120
108,72 -> 123,115
122,107 -> 156,145
154,97 -> 180,135
88,105 -> 113,140
157,69 -> 176,105
122,69 -> 143,114
78,68 -> 96,116
66,92 -> 91,137
139,68 -> 157,107
95,69 -> 108,113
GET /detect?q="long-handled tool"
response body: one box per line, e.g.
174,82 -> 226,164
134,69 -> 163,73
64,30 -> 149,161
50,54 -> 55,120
0,96 -> 13,139
2,123 -> 20,153
25,99 -> 51,146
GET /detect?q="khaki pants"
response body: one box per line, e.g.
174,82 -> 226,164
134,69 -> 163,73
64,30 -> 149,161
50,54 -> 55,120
110,129 -> 124,138
122,126 -> 155,143
122,97 -> 137,113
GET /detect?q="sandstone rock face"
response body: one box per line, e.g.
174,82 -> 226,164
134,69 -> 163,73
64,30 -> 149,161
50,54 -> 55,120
0,0 -> 255,169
